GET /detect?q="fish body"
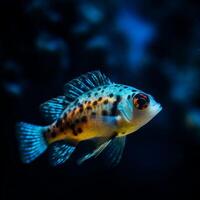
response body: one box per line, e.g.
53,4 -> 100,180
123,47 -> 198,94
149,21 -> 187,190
47,85 -> 137,143
17,71 -> 162,167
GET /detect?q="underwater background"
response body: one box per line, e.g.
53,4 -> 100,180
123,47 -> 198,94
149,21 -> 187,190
2,0 -> 200,199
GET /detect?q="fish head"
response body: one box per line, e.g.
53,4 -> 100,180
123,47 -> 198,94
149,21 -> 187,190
131,92 -> 162,131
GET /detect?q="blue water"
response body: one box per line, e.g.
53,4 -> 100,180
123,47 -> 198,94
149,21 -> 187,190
2,0 -> 200,199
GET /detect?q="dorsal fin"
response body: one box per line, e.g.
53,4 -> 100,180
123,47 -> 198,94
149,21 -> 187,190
64,71 -> 112,102
40,96 -> 70,122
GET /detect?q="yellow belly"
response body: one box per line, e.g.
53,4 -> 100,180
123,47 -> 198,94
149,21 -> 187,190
65,118 -> 116,143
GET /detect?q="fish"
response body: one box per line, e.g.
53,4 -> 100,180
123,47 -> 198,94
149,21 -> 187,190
16,71 -> 162,167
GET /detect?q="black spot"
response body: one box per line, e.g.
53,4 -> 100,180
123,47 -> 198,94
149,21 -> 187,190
124,86 -> 128,89
91,112 -> 96,117
97,87 -> 101,91
122,132 -> 126,134
111,104 -> 118,116
116,95 -> 122,102
64,121 -> 70,129
51,131 -> 56,138
132,89 -> 137,92
127,95 -> 131,99
87,92 -> 91,97
94,92 -> 98,96
109,93 -> 114,98
79,108 -> 84,113
73,130 -> 78,136
104,99 -> 109,104
93,101 -> 98,106
112,131 -> 118,138
81,116 -> 87,123
77,128 -> 83,133
63,113 -> 67,118
98,97 -> 102,101
132,93 -> 135,97
102,110 -> 108,115
70,123 -> 75,129
78,103 -> 83,108
101,90 -> 104,93
103,86 -> 107,89
60,127 -> 64,132
70,123 -> 77,136
75,119 -> 80,124
47,128 -> 51,133
111,95 -> 121,115
119,89 -> 122,92
87,106 -> 92,110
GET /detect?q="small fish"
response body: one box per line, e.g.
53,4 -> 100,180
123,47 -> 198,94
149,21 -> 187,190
16,71 -> 162,167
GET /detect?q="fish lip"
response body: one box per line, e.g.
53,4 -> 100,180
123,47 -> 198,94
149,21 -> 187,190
153,103 -> 162,115
157,104 -> 162,113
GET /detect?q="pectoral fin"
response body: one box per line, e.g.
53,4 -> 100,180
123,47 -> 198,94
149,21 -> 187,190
76,136 -> 126,167
99,136 -> 126,167
77,140 -> 111,165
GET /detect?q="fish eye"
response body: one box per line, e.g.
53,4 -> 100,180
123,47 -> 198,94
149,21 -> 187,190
133,93 -> 150,110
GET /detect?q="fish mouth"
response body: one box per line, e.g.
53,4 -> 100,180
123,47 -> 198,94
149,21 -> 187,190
153,103 -> 162,115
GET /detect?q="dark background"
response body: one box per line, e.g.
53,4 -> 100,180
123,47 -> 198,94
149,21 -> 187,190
2,0 -> 200,199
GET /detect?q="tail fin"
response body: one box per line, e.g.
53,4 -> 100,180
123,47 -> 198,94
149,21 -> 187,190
16,122 -> 48,163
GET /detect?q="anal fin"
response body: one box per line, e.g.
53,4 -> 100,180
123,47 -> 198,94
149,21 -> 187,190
49,141 -> 76,166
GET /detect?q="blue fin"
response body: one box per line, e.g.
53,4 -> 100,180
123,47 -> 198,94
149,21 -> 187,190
77,140 -> 111,165
77,137 -> 126,167
99,137 -> 126,167
64,71 -> 112,101
40,96 -> 70,122
49,142 -> 76,166
16,122 -> 48,163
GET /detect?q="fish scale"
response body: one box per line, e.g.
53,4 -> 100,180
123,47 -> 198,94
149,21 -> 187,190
47,84 -> 132,144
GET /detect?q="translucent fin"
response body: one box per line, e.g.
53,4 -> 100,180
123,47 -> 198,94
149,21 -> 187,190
118,99 -> 133,122
77,140 -> 111,165
64,71 -> 112,101
40,96 -> 69,122
99,137 -> 126,167
49,142 -> 76,166
16,122 -> 48,163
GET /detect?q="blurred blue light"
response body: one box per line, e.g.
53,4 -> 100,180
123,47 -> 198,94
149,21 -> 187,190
26,0 -> 61,23
79,3 -> 104,24
26,0 -> 49,13
116,10 -> 155,70
72,23 -> 91,35
186,109 -> 200,128
36,33 -> 69,69
36,33 -> 67,53
86,35 -> 109,49
169,68 -> 199,104
4,82 -> 23,96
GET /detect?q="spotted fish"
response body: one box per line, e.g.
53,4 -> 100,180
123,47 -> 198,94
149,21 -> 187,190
16,71 -> 162,167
